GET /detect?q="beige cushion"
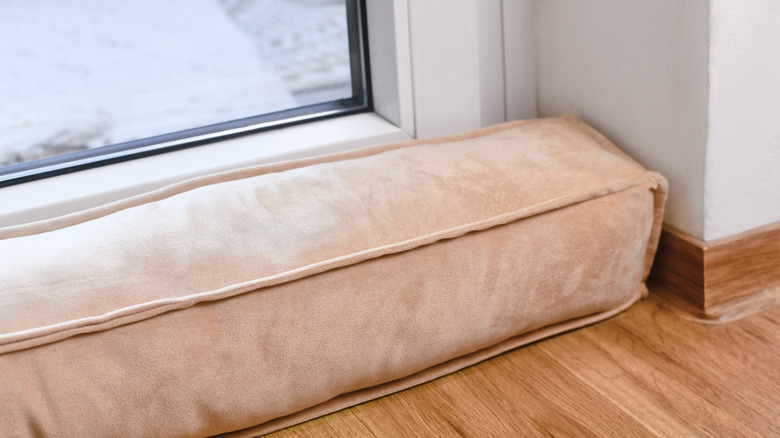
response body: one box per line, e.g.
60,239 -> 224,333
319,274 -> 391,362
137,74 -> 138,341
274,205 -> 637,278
0,115 -> 666,437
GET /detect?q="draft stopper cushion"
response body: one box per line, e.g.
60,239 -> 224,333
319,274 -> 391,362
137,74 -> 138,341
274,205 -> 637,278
0,115 -> 667,437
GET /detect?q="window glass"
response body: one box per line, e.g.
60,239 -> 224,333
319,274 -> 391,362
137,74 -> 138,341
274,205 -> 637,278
0,0 -> 367,184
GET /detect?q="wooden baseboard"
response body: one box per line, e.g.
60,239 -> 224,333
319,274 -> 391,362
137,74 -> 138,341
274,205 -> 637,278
649,222 -> 780,321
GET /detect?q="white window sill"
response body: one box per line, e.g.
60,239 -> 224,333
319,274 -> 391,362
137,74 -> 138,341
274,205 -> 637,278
0,112 -> 411,228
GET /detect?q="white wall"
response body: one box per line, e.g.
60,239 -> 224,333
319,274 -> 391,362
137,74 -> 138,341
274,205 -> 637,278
705,0 -> 780,240
535,0 -> 780,241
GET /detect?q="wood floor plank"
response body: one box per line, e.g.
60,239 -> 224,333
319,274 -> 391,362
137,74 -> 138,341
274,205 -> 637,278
540,313 -> 731,436
494,346 -> 656,437
268,410 -> 375,438
541,299 -> 780,437
369,351 -> 593,437
612,299 -> 780,434
348,391 -> 450,438
346,360 -> 544,437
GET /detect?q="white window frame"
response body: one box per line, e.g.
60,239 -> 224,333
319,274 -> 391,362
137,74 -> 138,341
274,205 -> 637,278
0,0 -> 535,228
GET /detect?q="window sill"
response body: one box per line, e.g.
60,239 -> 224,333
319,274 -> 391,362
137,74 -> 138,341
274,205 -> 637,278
0,112 -> 411,228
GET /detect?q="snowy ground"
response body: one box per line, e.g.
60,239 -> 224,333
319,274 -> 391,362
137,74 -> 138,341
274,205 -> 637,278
0,0 -> 350,166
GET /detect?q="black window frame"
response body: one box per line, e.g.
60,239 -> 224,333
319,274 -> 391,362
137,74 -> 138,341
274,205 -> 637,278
0,0 -> 372,188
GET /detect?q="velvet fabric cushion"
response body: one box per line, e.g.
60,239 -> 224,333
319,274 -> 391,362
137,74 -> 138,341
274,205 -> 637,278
0,115 -> 666,437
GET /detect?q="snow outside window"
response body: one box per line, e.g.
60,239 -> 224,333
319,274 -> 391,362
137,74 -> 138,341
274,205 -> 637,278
0,0 -> 369,186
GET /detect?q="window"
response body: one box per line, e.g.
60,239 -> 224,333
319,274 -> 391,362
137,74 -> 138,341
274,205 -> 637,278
0,0 -> 370,187
1,0 -> 532,229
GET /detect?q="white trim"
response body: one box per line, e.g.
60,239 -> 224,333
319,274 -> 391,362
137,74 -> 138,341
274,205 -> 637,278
407,0 -> 487,139
366,0 -> 415,136
404,0 -> 537,139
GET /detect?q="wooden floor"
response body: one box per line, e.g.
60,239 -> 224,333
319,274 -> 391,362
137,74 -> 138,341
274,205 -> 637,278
268,284 -> 780,437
